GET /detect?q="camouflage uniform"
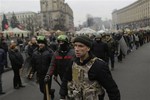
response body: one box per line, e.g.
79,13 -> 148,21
67,57 -> 104,100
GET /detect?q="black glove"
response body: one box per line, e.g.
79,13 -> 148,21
44,74 -> 51,83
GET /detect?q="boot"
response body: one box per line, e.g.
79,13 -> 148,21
50,89 -> 55,100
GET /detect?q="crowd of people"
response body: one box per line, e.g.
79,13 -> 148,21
0,29 -> 150,100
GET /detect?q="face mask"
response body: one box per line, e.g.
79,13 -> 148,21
59,43 -> 68,51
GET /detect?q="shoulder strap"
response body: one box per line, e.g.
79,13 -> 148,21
95,57 -> 105,62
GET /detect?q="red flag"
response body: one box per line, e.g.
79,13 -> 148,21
18,25 -> 22,29
5,24 -> 9,29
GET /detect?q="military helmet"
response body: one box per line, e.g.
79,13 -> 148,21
37,35 -> 47,44
57,35 -> 69,43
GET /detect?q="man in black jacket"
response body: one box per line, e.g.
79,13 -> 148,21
8,41 -> 24,89
92,35 -> 109,64
45,35 -> 75,81
59,35 -> 120,100
0,43 -> 7,94
0,32 -> 8,68
29,36 -> 54,100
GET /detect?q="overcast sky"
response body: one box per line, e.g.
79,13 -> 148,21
0,0 -> 137,26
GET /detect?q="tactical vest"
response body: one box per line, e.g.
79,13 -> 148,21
67,57 -> 104,100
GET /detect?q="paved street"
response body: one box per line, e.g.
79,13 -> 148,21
109,42 -> 150,100
1,43 -> 150,100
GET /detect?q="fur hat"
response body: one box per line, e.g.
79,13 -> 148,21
73,35 -> 92,48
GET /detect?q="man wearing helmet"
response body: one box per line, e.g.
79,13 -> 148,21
28,35 -> 54,100
44,34 -> 75,82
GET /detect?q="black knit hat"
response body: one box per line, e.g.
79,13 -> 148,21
73,35 -> 92,48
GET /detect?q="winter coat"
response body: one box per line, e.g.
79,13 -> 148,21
1,40 -> 8,52
31,47 -> 53,77
0,48 -> 6,73
47,48 -> 75,78
92,40 -> 109,62
27,44 -> 38,57
8,48 -> 24,69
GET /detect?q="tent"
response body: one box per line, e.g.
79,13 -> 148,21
12,28 -> 27,33
77,28 -> 96,35
13,28 -> 30,36
3,28 -> 14,37
35,28 -> 50,36
3,27 -> 30,37
97,30 -> 105,34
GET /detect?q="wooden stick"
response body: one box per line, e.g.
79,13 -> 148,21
45,83 -> 50,100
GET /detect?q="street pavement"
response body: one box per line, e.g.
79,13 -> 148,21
105,42 -> 150,100
1,42 -> 150,100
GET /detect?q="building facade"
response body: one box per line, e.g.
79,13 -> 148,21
0,0 -> 74,32
40,0 -> 74,31
112,0 -> 150,30
0,12 -> 40,32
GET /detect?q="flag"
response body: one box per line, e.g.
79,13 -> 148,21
5,24 -> 9,29
2,14 -> 9,31
17,24 -> 24,30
